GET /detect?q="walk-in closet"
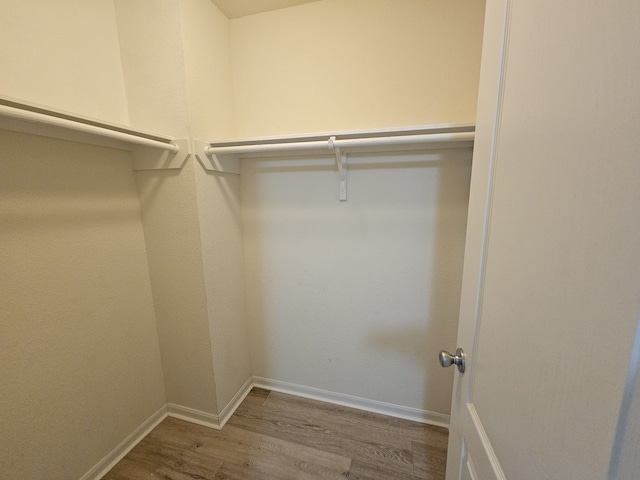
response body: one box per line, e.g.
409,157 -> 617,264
5,1 -> 640,479
2,1 -> 485,478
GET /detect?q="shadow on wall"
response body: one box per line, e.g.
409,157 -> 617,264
135,163 -> 189,221
367,151 -> 470,413
1,131 -> 144,232
0,129 -> 166,478
242,147 -> 471,413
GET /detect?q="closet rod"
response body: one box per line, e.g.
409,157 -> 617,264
331,131 -> 474,149
0,104 -> 179,153
206,131 -> 474,156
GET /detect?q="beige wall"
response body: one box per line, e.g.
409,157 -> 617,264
193,164 -> 252,410
0,2 -> 168,478
233,0 -> 484,414
180,0 -> 253,410
180,0 -> 236,140
229,0 -> 485,137
115,0 -> 221,414
242,149 -> 472,413
0,131 -> 166,479
114,0 -> 191,137
115,0 -> 253,415
134,161 -> 219,413
0,0 -> 129,124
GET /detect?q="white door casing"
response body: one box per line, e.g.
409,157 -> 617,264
446,1 -> 640,479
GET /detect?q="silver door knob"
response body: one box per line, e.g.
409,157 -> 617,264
439,348 -> 465,373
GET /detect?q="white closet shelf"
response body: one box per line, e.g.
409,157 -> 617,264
195,124 -> 474,201
0,96 -> 189,170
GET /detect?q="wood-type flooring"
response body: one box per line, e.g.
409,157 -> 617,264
103,388 -> 448,480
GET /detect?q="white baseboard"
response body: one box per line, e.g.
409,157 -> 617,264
82,377 -> 253,479
166,376 -> 253,430
166,403 -> 221,430
80,404 -> 168,480
218,376 -> 253,428
252,376 -> 450,428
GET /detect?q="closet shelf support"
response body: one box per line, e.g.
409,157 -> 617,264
195,139 -> 242,174
329,136 -> 347,201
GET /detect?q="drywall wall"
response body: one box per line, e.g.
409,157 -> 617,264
114,0 -> 191,137
0,130 -> 166,479
193,163 -> 252,411
179,0 -> 252,411
115,0 -> 220,415
115,0 -> 253,416
0,2 -> 168,477
179,0 -> 236,141
242,149 -> 471,413
0,0 -> 129,124
229,0 -> 486,137
234,0 -> 483,415
134,161 -> 219,413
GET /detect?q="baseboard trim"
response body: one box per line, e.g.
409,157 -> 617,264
82,377 -> 254,479
165,377 -> 253,430
252,376 -> 450,428
80,404 -> 168,480
218,376 -> 253,428
166,403 -> 221,430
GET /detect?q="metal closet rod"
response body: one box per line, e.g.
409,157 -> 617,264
0,103 -> 179,153
205,131 -> 474,156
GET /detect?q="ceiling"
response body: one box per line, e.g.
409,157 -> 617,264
211,0 -> 321,19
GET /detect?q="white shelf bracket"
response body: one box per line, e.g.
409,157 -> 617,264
195,140 -> 241,174
329,136 -> 347,201
131,138 -> 190,170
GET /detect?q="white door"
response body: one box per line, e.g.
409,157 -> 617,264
445,1 -> 640,479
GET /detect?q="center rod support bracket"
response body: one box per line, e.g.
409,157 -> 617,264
195,140 -> 241,175
329,136 -> 347,201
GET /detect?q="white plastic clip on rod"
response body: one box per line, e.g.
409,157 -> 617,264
329,136 -> 347,201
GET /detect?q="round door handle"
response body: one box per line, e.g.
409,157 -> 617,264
439,348 -> 465,373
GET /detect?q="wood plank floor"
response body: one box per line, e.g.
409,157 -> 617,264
103,388 -> 448,480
